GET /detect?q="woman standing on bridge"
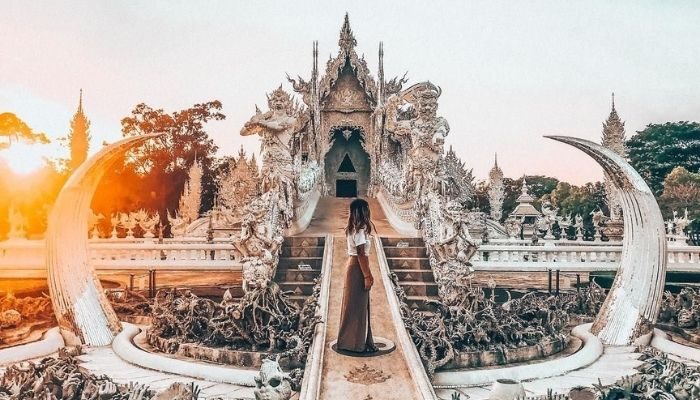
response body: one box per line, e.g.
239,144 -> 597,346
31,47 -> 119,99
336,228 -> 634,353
337,198 -> 378,353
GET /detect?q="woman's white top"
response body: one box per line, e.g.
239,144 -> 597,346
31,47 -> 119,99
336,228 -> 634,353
347,228 -> 372,256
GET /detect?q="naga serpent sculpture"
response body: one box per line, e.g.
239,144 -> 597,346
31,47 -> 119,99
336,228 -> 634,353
46,133 -> 164,346
546,136 -> 667,345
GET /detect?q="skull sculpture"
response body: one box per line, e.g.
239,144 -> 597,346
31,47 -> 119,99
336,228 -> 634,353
254,356 -> 293,400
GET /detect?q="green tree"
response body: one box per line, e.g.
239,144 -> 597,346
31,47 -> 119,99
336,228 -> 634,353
0,112 -> 49,150
92,101 -> 225,225
659,166 -> 700,219
546,181 -> 606,230
627,121 -> 700,195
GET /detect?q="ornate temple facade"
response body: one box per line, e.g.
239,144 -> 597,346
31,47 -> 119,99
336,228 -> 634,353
242,13 -> 458,203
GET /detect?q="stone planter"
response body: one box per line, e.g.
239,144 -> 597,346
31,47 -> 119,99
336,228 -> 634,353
444,335 -> 569,370
143,330 -> 304,369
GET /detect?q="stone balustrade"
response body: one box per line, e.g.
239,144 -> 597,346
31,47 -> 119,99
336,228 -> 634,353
0,239 -> 242,278
473,243 -> 700,272
2,237 -> 699,277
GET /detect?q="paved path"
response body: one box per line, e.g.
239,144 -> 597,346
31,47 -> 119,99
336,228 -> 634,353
308,198 -> 422,400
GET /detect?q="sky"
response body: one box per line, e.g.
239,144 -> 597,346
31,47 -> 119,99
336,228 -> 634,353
1,1 -> 699,183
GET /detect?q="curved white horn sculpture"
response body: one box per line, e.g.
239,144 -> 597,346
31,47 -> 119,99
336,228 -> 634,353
46,133 -> 163,346
546,136 -> 667,345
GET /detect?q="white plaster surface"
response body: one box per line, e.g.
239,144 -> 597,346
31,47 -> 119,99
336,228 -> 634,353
112,322 -> 258,386
0,327 -> 64,365
651,328 -> 700,362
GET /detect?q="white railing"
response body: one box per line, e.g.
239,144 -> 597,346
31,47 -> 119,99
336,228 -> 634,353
0,239 -> 242,277
473,243 -> 700,272
3,238 -> 699,276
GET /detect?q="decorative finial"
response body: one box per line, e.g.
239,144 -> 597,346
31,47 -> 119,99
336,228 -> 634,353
494,152 -> 498,168
77,88 -> 84,114
338,12 -> 357,52
611,92 -> 616,112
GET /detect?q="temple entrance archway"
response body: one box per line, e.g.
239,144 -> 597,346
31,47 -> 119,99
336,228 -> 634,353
324,126 -> 370,197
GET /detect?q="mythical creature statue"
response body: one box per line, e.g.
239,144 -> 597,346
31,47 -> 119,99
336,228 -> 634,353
119,212 -> 138,239
241,86 -> 305,225
431,200 -> 477,267
386,82 -> 449,199
537,201 -> 559,239
131,209 -> 159,238
658,287 -> 700,329
556,214 -> 572,239
88,210 -> 104,239
232,197 -> 284,291
167,210 -> 189,237
109,213 -> 120,238
504,216 -> 522,239
286,74 -> 312,108
6,204 -> 26,239
573,214 -> 584,238
590,209 -> 608,229
673,208 -> 693,237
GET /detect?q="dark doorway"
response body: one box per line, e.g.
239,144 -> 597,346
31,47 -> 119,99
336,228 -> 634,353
338,154 -> 356,172
336,179 -> 357,198
324,127 -> 371,197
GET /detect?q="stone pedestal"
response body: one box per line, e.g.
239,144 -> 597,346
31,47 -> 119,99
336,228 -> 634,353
602,219 -> 624,242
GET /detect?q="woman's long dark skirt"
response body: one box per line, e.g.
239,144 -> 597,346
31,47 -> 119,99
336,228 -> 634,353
337,256 -> 375,352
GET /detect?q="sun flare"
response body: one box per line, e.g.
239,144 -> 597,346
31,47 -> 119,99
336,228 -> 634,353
0,142 -> 49,175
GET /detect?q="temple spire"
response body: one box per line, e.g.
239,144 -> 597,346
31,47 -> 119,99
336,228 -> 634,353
338,12 -> 357,53
378,41 -> 385,103
488,152 -> 505,221
611,92 -> 616,113
494,152 -> 498,168
601,93 -> 627,221
312,41 -> 318,82
68,89 -> 91,171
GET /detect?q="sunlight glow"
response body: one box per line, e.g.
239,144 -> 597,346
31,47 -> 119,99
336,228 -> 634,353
0,142 -> 50,175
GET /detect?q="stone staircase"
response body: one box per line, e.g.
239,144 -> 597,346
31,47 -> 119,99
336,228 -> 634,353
381,237 -> 439,312
275,236 -> 326,307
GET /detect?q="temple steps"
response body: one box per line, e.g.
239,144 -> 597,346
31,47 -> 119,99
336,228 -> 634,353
381,237 -> 425,247
279,281 -> 317,296
382,237 -> 440,313
385,257 -> 432,270
277,257 -> 323,270
390,269 -> 435,282
399,281 -> 439,297
280,246 -> 325,258
275,236 -> 325,308
283,236 -> 326,248
383,246 -> 429,258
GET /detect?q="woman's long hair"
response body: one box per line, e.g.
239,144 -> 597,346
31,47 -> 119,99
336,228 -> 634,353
345,198 -> 376,236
